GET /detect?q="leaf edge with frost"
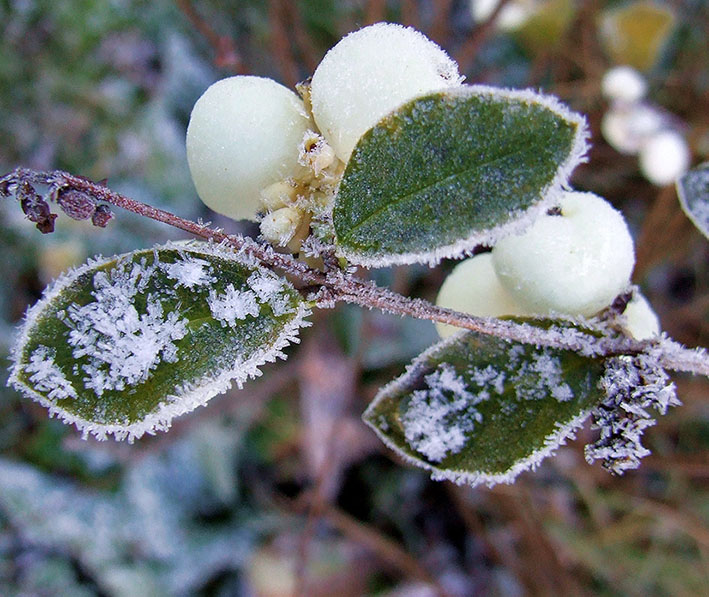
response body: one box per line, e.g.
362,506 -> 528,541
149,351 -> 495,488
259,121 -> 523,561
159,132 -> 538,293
363,329 -> 597,488
7,240 -> 312,442
334,84 -> 590,268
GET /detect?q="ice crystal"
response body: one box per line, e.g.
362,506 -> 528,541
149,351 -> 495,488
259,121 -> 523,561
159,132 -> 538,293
61,260 -> 189,396
207,284 -> 260,327
401,363 -> 484,462
247,270 -> 295,317
160,255 -> 215,288
25,345 -> 77,401
585,354 -> 680,474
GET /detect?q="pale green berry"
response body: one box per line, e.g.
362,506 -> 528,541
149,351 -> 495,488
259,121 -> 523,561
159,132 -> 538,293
601,66 -> 647,104
186,76 -> 311,221
492,191 -> 635,317
639,130 -> 690,186
310,22 -> 462,162
623,292 -> 660,340
435,253 -> 532,338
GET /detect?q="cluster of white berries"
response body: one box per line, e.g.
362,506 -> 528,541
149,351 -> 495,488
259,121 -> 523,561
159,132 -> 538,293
601,65 -> 690,186
186,23 -> 463,252
436,191 -> 660,341
184,22 -> 660,342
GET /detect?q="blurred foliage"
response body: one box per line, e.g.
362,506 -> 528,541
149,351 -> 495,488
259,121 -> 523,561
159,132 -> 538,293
0,1 -> 708,595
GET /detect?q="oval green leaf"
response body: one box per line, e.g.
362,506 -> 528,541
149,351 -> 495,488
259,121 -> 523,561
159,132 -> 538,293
9,242 -> 311,441
333,85 -> 588,267
363,328 -> 605,487
677,162 -> 709,240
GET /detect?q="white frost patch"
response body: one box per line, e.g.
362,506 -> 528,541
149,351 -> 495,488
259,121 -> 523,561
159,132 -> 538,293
208,284 -> 260,327
160,255 -> 215,288
62,261 -> 189,396
401,363 -> 484,462
247,270 -> 295,316
506,345 -> 574,402
25,345 -> 77,401
585,354 -> 680,474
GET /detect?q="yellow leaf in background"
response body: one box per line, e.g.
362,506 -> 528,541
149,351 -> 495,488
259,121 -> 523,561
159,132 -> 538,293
599,1 -> 676,71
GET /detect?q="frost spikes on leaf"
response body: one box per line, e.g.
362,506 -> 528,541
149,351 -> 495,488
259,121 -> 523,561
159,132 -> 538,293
8,241 -> 310,442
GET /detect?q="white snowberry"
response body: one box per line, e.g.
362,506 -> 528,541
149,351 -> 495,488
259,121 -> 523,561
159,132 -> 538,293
601,66 -> 647,104
186,76 -> 311,221
601,103 -> 665,155
622,292 -> 660,340
639,130 -> 690,186
435,253 -> 532,338
492,191 -> 635,317
310,22 -> 462,162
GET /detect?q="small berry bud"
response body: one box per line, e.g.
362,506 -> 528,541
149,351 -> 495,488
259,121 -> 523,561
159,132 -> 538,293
639,130 -> 690,186
260,206 -> 304,247
260,180 -> 298,212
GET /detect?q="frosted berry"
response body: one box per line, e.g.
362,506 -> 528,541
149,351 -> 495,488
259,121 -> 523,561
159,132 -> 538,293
492,192 -> 635,317
186,76 -> 311,221
435,253 -> 531,338
639,130 -> 690,186
310,22 -> 462,162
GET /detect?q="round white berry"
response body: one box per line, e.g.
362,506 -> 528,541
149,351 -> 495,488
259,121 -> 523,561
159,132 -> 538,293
471,0 -> 534,30
310,22 -> 462,162
601,103 -> 664,155
435,253 -> 532,338
186,76 -> 311,221
622,292 -> 660,340
639,130 -> 690,186
601,66 -> 647,104
492,191 -> 635,317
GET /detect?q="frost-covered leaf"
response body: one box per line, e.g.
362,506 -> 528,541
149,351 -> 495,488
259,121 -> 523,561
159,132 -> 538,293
333,85 -> 587,267
8,242 -> 310,441
363,328 -> 605,487
676,162 -> 709,240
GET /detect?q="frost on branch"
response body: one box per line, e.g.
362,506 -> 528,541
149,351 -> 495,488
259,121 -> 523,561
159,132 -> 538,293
585,354 -> 680,474
364,328 -> 605,487
8,242 -> 310,441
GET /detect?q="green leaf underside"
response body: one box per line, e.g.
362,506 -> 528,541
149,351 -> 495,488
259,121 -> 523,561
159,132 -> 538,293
334,86 -> 584,265
364,328 -> 605,486
676,162 -> 709,240
10,243 -> 309,440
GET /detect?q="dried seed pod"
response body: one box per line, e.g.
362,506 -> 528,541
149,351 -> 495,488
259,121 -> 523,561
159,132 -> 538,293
56,188 -> 97,220
91,204 -> 114,228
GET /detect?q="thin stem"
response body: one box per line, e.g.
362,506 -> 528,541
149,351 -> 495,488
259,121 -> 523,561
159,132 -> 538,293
2,167 -> 708,378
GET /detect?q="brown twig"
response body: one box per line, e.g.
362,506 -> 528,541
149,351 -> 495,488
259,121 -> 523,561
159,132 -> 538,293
3,167 -> 709,378
268,0 -> 301,88
175,0 -> 242,71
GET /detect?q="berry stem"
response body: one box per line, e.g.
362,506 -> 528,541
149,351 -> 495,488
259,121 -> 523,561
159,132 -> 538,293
2,167 -> 708,377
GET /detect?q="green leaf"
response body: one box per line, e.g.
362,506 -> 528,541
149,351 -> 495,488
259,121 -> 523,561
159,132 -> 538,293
9,242 -> 310,441
677,162 -> 709,240
333,85 -> 587,267
599,1 -> 676,71
363,328 -> 605,487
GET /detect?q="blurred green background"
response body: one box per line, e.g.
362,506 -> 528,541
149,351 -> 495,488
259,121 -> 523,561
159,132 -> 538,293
0,1 -> 707,595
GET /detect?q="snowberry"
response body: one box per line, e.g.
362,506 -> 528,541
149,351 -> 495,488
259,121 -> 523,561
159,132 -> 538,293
492,192 -> 635,317
471,0 -> 535,30
435,253 -> 532,338
186,76 -> 311,221
639,130 -> 690,186
601,103 -> 665,155
622,292 -> 660,340
601,66 -> 647,104
310,22 -> 462,162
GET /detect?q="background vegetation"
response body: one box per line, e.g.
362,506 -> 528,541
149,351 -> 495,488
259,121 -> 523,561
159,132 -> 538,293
0,1 -> 707,595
